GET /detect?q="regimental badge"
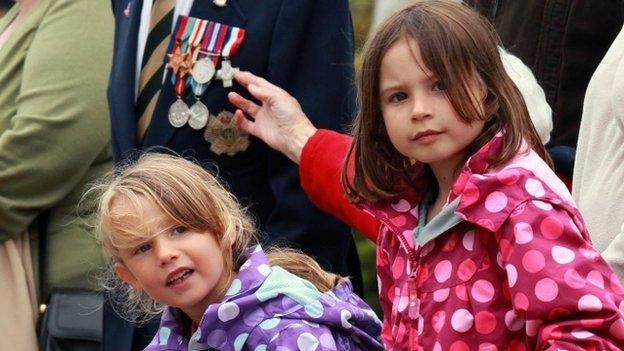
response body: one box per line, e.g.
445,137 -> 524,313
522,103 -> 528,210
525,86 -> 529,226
204,111 -> 249,156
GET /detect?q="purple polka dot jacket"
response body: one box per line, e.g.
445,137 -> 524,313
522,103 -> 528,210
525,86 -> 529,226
143,245 -> 383,350
357,132 -> 624,350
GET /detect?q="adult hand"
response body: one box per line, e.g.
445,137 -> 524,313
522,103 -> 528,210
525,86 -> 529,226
228,71 -> 317,164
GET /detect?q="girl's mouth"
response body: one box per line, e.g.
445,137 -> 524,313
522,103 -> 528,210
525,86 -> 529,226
166,269 -> 194,286
412,129 -> 443,143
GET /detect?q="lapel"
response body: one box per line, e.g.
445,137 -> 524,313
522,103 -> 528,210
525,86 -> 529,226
142,0 -> 248,148
109,0 -> 144,155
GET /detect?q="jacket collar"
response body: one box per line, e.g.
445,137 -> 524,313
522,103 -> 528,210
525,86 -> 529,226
154,245 -> 270,350
364,132 -> 573,239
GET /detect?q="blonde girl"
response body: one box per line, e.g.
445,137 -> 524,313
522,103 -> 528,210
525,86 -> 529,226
227,1 -> 624,349
95,153 -> 383,350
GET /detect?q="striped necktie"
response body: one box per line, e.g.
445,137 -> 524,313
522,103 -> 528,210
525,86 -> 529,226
136,0 -> 175,141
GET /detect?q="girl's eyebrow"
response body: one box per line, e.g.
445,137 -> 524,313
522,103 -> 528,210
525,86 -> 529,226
379,84 -> 403,96
380,74 -> 440,96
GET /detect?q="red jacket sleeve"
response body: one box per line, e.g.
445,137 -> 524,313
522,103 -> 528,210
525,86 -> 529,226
299,129 -> 381,242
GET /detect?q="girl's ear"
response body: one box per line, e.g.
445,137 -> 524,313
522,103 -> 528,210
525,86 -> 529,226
115,262 -> 140,290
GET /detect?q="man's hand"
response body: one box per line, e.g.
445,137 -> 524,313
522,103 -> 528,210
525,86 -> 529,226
228,71 -> 318,164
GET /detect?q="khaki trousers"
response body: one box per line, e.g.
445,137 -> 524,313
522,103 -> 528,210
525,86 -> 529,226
0,231 -> 38,351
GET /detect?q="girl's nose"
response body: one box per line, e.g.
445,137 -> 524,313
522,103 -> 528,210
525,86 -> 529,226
411,97 -> 432,120
156,241 -> 179,267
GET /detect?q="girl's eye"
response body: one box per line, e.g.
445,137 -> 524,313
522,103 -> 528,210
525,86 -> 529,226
133,243 -> 151,255
172,226 -> 187,236
432,81 -> 446,92
389,92 -> 408,103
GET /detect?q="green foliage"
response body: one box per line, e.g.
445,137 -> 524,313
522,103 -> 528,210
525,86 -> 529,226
354,232 -> 381,315
350,0 -> 373,68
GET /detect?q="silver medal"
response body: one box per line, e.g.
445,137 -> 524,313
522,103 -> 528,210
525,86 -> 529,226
168,98 -> 191,128
216,60 -> 239,88
188,101 -> 210,130
192,58 -> 216,84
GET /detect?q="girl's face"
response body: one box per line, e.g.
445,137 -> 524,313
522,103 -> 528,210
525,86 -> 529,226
379,39 -> 485,176
113,196 -> 231,322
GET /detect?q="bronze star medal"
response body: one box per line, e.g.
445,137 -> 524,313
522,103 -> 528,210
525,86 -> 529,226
167,47 -> 191,75
203,111 -> 250,156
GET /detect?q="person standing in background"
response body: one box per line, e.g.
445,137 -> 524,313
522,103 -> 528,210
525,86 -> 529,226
106,0 -> 362,350
0,0 -> 112,348
465,0 -> 622,149
573,22 -> 624,283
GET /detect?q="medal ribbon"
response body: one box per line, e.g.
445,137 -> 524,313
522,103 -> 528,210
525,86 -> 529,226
167,16 -> 190,96
170,16 -> 195,95
188,18 -> 208,60
221,26 -> 246,59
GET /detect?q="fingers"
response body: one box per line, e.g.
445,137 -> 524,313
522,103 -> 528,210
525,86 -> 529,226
235,71 -> 285,94
247,83 -> 276,103
234,109 -> 256,136
234,71 -> 269,89
227,92 -> 260,117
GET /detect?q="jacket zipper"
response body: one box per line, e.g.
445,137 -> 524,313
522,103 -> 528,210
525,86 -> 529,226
393,232 -> 420,314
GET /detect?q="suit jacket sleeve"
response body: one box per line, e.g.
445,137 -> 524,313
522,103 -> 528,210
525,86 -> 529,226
260,0 -> 357,242
0,0 -> 113,241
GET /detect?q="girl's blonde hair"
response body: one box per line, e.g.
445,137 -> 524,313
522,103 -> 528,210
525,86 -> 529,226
93,153 -> 341,323
343,0 -> 552,203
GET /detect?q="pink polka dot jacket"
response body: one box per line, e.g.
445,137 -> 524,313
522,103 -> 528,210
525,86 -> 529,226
143,245 -> 383,350
299,130 -> 624,350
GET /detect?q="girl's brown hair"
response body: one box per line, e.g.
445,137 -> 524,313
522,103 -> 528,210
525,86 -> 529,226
343,0 -> 551,203
93,153 -> 341,322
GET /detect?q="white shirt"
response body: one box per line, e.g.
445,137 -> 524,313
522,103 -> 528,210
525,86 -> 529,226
135,0 -> 194,100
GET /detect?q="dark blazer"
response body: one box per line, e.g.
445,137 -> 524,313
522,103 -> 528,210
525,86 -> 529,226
106,0 -> 361,349
466,0 -> 623,148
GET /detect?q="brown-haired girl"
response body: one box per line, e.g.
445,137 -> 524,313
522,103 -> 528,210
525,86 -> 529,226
94,153 -> 383,350
227,0 -> 624,349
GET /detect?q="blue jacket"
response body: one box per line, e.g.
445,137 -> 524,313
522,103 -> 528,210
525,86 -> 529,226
145,246 -> 383,351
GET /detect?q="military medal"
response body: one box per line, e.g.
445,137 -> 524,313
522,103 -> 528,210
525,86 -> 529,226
191,21 -> 223,87
216,60 -> 239,88
204,111 -> 250,156
188,101 -> 210,130
216,26 -> 245,88
184,19 -> 213,130
166,16 -> 195,128
192,58 -> 216,84
168,98 -> 191,127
